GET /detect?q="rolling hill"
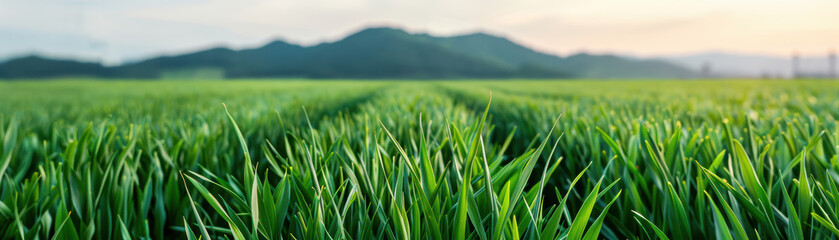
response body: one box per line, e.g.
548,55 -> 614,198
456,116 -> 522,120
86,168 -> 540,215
0,27 -> 697,79
0,56 -> 108,78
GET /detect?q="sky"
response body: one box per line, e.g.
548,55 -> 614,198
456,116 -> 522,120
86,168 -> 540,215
1,0 -> 837,65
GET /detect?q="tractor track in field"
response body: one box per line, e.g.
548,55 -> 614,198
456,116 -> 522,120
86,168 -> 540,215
437,84 -> 553,154
301,83 -> 399,129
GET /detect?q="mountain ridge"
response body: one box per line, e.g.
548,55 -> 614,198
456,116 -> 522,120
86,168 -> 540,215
0,26 -> 697,79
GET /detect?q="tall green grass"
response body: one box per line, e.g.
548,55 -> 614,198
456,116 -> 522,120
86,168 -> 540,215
1,80 -> 838,239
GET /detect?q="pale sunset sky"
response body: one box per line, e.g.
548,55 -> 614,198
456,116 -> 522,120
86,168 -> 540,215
1,0 -> 836,64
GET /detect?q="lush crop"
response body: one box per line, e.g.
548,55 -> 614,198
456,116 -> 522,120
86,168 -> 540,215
1,79 -> 839,239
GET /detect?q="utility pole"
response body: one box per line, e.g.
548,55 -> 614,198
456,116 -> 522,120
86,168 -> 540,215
701,61 -> 712,78
792,51 -> 800,79
830,49 -> 836,79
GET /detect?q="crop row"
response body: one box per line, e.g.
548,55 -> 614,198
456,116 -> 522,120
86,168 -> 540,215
2,80 -> 839,239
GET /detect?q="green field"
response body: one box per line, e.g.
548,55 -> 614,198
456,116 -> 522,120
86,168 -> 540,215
2,79 -> 839,239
